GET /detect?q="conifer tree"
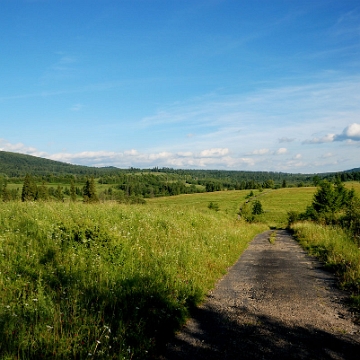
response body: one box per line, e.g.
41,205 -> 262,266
36,182 -> 48,201
83,177 -> 98,203
2,182 -> 11,202
21,174 -> 37,201
70,180 -> 77,202
55,185 -> 64,202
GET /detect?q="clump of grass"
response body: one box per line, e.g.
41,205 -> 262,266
0,202 -> 266,359
208,201 -> 219,211
291,222 -> 360,310
268,230 -> 277,244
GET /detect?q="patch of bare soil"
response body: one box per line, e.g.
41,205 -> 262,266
159,230 -> 360,359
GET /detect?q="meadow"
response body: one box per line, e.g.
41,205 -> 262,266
149,187 -> 317,228
0,200 -> 266,359
1,183 -> 360,359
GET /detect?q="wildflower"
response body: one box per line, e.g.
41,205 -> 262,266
103,325 -> 110,332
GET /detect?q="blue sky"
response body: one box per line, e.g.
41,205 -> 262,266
1,0 -> 360,173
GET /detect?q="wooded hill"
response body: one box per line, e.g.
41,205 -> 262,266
0,150 -> 119,177
0,150 -> 359,193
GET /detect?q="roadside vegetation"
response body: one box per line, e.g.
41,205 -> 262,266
288,180 -> 360,309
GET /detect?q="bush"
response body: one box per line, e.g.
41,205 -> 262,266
252,200 -> 264,215
287,210 -> 300,227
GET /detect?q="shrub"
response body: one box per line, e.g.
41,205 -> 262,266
252,200 -> 264,215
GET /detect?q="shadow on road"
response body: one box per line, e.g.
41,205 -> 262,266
161,303 -> 359,360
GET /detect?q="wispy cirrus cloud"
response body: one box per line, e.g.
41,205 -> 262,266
70,103 -> 83,111
279,137 -> 295,143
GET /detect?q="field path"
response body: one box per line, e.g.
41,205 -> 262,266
160,230 -> 360,359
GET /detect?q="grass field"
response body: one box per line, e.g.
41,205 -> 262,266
0,201 -> 266,359
1,182 -> 359,358
149,187 -> 317,228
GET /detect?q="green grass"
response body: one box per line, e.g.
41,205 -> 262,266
1,183 -> 359,358
255,187 -> 316,228
149,189 -> 260,218
158,187 -> 315,229
291,222 -> 360,308
0,201 -> 266,359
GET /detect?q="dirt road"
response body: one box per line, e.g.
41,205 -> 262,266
160,230 -> 360,359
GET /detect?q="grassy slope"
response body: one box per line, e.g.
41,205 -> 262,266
148,187 -> 317,228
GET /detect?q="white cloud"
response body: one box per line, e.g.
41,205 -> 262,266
303,134 -> 335,144
248,148 -> 270,155
321,152 -> 334,158
0,139 -> 47,157
199,148 -> 229,157
42,145 -> 258,169
334,123 -> 360,141
275,148 -> 288,155
177,151 -> 193,157
124,149 -> 138,156
303,123 -> 360,144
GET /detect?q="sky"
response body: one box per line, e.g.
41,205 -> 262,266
1,0 -> 360,173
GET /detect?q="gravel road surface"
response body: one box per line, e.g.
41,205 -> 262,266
160,230 -> 360,359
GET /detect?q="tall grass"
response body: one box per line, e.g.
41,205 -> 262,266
291,222 -> 360,309
0,202 -> 266,359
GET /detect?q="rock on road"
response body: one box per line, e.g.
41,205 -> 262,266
160,230 -> 360,360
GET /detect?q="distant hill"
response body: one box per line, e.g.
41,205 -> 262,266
0,150 -> 358,185
0,151 -> 119,177
345,168 -> 360,173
